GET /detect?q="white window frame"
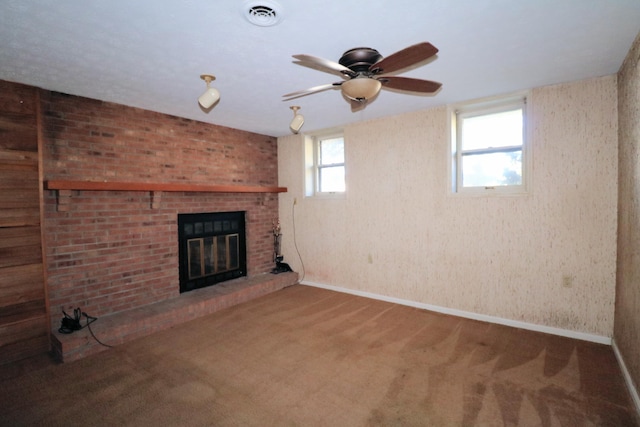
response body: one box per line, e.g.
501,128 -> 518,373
304,129 -> 346,198
450,93 -> 530,195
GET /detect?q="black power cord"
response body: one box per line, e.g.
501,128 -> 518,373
58,307 -> 113,348
58,308 -> 82,333
292,199 -> 305,282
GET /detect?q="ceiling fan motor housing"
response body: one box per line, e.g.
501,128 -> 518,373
339,48 -> 383,73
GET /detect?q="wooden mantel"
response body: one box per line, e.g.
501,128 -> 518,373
44,180 -> 287,210
44,180 -> 287,193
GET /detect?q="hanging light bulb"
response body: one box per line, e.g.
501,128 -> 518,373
198,74 -> 220,109
289,106 -> 304,134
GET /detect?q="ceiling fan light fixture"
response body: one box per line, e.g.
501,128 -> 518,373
286,43 -> 440,107
198,74 -> 220,109
341,77 -> 382,101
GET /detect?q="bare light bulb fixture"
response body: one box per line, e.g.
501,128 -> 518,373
289,106 -> 304,134
198,74 -> 220,109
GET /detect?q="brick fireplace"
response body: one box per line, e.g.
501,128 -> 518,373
41,90 -> 287,331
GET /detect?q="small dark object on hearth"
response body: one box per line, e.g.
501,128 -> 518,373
272,256 -> 293,274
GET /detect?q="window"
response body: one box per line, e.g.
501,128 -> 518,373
305,131 -> 345,197
452,96 -> 528,194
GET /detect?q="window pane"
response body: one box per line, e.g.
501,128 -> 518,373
462,150 -> 522,187
320,137 -> 344,165
319,166 -> 345,192
462,109 -> 522,150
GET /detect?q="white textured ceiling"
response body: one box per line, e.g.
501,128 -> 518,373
1,1 -> 639,137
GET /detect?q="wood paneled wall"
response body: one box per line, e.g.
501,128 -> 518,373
0,81 -> 49,364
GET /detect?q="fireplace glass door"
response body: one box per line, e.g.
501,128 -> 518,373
178,211 -> 246,293
187,234 -> 239,279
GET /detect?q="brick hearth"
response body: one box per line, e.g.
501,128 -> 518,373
51,272 -> 298,362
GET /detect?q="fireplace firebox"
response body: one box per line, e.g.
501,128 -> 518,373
178,211 -> 247,293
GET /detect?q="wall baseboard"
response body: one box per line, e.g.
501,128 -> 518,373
300,280 -> 612,345
612,340 -> 640,418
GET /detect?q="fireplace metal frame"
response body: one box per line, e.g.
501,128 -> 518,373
178,211 -> 247,293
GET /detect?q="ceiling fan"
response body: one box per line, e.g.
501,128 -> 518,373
282,42 -> 442,109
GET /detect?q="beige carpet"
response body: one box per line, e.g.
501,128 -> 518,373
0,285 -> 637,426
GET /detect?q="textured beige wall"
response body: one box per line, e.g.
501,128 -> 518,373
616,31 -> 640,397
278,75 -> 618,337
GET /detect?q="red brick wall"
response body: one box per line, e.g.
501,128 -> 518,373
40,91 -> 280,324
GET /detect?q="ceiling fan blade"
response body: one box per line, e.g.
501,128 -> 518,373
282,83 -> 341,101
380,76 -> 442,93
370,42 -> 439,75
292,54 -> 353,75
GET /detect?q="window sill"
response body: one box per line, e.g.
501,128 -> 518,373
450,186 -> 529,197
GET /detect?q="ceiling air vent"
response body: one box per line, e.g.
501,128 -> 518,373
243,1 -> 283,27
